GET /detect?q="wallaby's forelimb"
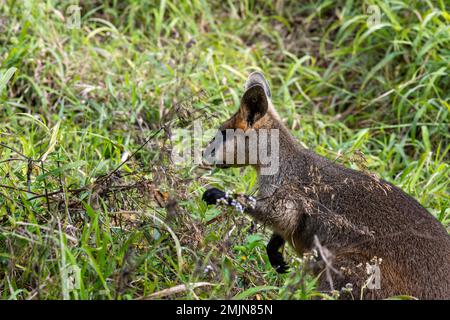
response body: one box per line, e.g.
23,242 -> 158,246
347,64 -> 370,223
267,233 -> 289,273
202,187 -> 258,215
202,188 -> 289,273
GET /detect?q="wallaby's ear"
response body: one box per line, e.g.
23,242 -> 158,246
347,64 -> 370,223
240,84 -> 268,127
245,71 -> 271,98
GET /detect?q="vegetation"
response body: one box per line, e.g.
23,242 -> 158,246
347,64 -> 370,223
0,0 -> 449,300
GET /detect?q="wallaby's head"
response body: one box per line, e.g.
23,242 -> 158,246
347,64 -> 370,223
204,72 -> 282,173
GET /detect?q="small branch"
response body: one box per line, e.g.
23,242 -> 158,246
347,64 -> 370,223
0,142 -> 30,160
95,127 -> 164,185
0,184 -> 39,195
140,282 -> 214,300
0,158 -> 26,164
27,159 -> 33,193
40,161 -> 51,212
313,235 -> 341,291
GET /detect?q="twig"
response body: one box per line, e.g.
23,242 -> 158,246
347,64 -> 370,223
313,235 -> 341,291
0,142 -> 30,160
140,282 -> 214,300
95,127 -> 164,185
0,158 -> 26,164
40,161 -> 51,212
27,159 -> 32,193
0,184 -> 39,195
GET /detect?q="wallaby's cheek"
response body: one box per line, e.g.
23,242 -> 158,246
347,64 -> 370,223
212,136 -> 251,167
203,139 -> 233,167
234,116 -> 248,131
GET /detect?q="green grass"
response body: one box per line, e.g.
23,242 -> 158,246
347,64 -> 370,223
0,0 -> 449,300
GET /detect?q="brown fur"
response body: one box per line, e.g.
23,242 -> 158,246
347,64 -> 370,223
211,72 -> 450,299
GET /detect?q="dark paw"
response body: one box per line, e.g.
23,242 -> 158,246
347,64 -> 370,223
273,261 -> 289,274
267,234 -> 289,274
202,188 -> 226,205
268,251 -> 289,273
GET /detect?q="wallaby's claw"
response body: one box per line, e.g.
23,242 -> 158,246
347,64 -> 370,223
202,188 -> 226,205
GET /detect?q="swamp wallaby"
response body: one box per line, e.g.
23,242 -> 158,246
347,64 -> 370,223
202,72 -> 450,300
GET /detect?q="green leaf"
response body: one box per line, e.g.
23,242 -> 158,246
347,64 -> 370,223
233,285 -> 278,300
40,121 -> 61,161
0,67 -> 17,94
36,160 -> 87,181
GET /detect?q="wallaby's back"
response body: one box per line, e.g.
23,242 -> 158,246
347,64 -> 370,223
261,143 -> 450,299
